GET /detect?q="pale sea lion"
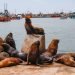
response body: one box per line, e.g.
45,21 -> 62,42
4,32 -> 16,49
54,54 -> 75,67
0,57 -> 22,68
27,41 -> 40,65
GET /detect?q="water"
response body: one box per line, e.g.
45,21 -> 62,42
0,18 -> 75,53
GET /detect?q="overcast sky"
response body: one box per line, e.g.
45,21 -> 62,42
0,0 -> 75,13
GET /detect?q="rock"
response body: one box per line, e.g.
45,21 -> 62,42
27,41 -> 40,64
21,34 -> 45,54
0,37 -> 4,46
0,52 -> 9,61
4,32 -> 16,49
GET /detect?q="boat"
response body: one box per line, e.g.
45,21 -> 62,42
69,12 -> 75,19
0,14 -> 11,22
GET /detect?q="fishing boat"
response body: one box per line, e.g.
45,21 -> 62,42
0,14 -> 11,22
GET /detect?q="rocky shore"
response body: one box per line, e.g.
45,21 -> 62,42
0,63 -> 75,75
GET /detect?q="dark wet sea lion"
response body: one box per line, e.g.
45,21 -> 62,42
17,52 -> 27,61
4,32 -> 16,49
25,18 -> 44,35
27,41 -> 40,64
0,57 -> 22,68
1,43 -> 18,57
1,43 -> 27,61
0,52 -> 9,61
25,18 -> 35,34
39,54 -> 53,64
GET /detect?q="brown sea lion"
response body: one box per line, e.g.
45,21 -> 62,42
54,54 -> 75,67
4,32 -> 16,49
47,39 -> 59,56
27,41 -> 40,65
0,37 -> 4,46
25,18 -> 44,35
0,46 -> 4,53
39,39 -> 59,64
0,52 -> 9,61
0,57 -> 22,68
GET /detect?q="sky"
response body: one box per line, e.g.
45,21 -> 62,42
0,0 -> 75,13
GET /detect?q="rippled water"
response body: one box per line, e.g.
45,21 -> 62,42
0,18 -> 75,53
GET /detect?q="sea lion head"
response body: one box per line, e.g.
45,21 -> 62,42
1,43 -> 10,52
7,32 -> 13,38
47,39 -> 59,56
25,17 -> 31,24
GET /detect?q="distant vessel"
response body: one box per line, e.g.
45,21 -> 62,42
0,3 -> 11,22
69,12 -> 75,19
60,15 -> 68,19
0,15 -> 11,22
60,13 -> 68,19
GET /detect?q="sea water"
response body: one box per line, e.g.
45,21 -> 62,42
0,18 -> 75,53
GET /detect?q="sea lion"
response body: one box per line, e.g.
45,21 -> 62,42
47,39 -> 59,56
39,39 -> 59,64
4,32 -> 16,49
1,43 -> 27,61
40,39 -> 59,64
27,41 -> 40,65
54,54 -> 75,67
25,18 -> 35,34
0,37 -> 4,46
0,52 -> 9,61
0,57 -> 22,68
17,52 -> 27,61
0,46 -> 4,53
1,43 -> 18,57
25,18 -> 44,35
